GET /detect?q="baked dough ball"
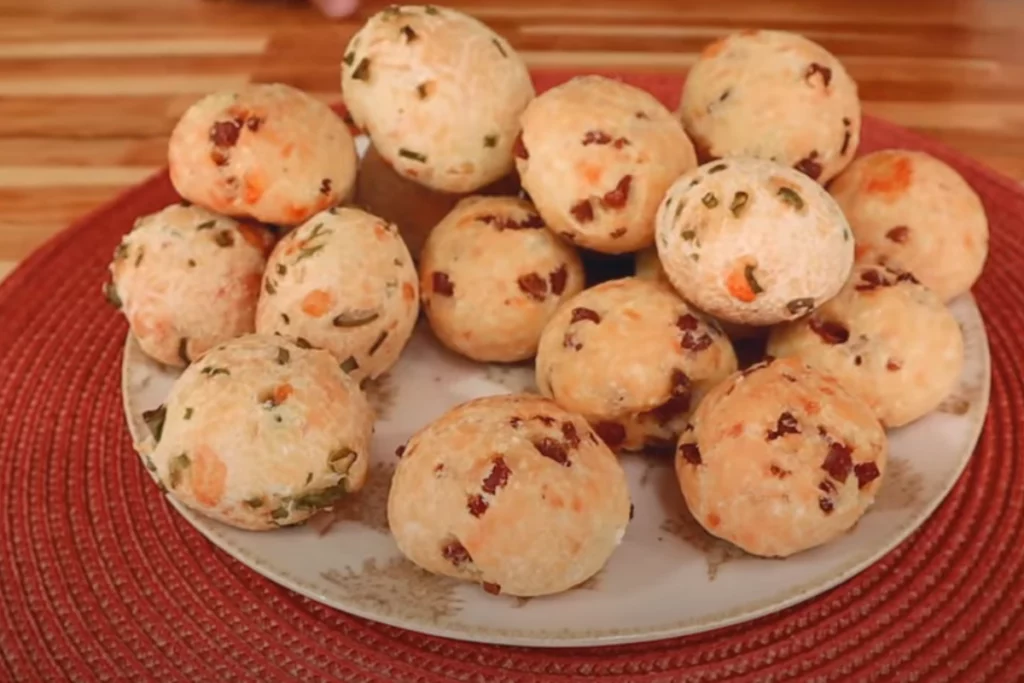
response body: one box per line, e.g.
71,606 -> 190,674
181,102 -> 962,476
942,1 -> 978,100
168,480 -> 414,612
767,264 -> 964,427
255,207 -> 419,381
387,394 -> 630,597
680,30 -> 860,184
536,278 -> 737,452
169,83 -> 357,226
420,196 -> 586,362
354,143 -> 521,261
138,335 -> 373,530
828,150 -> 989,302
105,202 -> 272,367
655,157 -> 854,326
341,5 -> 534,193
676,357 -> 887,558
516,75 -> 698,254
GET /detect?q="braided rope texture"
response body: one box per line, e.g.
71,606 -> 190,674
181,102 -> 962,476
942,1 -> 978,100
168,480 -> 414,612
0,71 -> 1021,682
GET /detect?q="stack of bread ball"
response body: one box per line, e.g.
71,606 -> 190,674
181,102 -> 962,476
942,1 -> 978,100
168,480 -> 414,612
106,5 -> 988,600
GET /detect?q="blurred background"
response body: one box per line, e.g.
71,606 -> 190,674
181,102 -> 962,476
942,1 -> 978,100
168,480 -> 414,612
0,0 -> 1020,282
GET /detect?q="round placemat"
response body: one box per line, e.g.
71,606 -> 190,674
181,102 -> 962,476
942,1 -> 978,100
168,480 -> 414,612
1,71 -> 1022,682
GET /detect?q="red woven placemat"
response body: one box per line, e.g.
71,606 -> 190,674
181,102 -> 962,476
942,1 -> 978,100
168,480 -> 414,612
1,71 -> 1022,682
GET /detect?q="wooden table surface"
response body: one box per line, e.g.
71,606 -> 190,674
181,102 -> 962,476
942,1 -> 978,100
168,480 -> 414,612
1,0 -> 1022,282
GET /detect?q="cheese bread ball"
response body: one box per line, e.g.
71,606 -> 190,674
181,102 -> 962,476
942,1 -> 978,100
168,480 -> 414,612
420,196 -> 586,362
255,207 -> 419,381
676,357 -> 887,558
169,83 -> 357,226
138,335 -> 373,530
767,264 -> 964,427
536,278 -> 737,452
105,202 -> 272,367
341,5 -> 534,193
828,150 -> 989,302
680,30 -> 860,184
516,75 -> 698,254
387,394 -> 630,597
354,143 -> 521,261
655,157 -> 854,326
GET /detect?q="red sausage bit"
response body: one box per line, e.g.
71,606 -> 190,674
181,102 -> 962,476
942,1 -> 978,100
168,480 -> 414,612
549,265 -> 569,296
822,441 -> 853,483
482,582 -> 501,595
533,437 -> 571,467
886,226 -> 910,243
570,199 -> 595,224
441,540 -> 472,567
594,421 -> 626,449
467,494 -> 489,517
818,497 -> 835,515
432,271 -> 455,296
561,421 -> 581,449
809,318 -> 850,345
582,130 -> 612,145
805,63 -> 833,87
644,369 -> 692,425
886,359 -> 903,372
766,411 -> 801,440
794,151 -> 823,180
677,314 -> 713,351
678,442 -> 702,466
571,307 -> 601,324
601,175 -> 632,210
769,464 -> 791,479
854,462 -> 881,488
517,273 -> 548,301
481,456 -> 511,494
210,120 -> 242,147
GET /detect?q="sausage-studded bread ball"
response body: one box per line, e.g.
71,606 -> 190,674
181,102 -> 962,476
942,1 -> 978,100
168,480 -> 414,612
137,335 -> 373,530
655,157 -> 854,326
354,144 -> 521,262
255,207 -> 419,381
680,30 -> 860,184
767,264 -> 964,428
516,75 -> 698,254
387,394 -> 630,597
536,278 -> 737,453
828,150 -> 989,302
420,196 -> 586,362
169,83 -> 357,226
105,202 -> 272,367
341,5 -> 534,193
676,357 -> 887,558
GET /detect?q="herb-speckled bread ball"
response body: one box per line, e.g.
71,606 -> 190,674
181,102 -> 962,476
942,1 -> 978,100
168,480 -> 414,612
535,278 -> 737,453
137,335 -> 373,530
676,357 -> 887,558
516,75 -> 698,254
387,394 -> 631,597
420,196 -> 586,362
679,30 -> 860,184
341,5 -> 534,193
255,207 -> 419,382
655,157 -> 854,326
828,150 -> 989,302
168,83 -> 357,226
767,264 -> 964,428
105,202 -> 273,367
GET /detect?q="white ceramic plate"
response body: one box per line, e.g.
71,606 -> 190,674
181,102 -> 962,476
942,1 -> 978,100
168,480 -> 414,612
121,291 -> 989,648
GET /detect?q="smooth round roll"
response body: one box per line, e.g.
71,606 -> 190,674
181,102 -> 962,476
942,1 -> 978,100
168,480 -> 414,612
655,157 -> 854,326
536,278 -> 738,452
138,335 -> 374,530
679,30 -> 860,184
255,207 -> 419,381
387,394 -> 631,597
169,83 -> 357,226
105,202 -> 272,367
767,264 -> 964,427
676,357 -> 887,558
828,149 -> 989,302
341,5 -> 534,193
419,196 -> 586,362
516,75 -> 698,253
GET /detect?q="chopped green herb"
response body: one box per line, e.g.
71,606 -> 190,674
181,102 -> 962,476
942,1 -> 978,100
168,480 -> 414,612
674,202 -> 685,221
777,187 -> 804,210
294,483 -> 347,510
143,455 -> 157,473
294,244 -> 324,263
271,506 -> 290,521
708,163 -> 728,174
843,227 -> 851,241
200,366 -> 230,378
281,313 -> 290,325
484,134 -> 498,148
729,191 -> 749,217
744,265 -> 764,295
369,330 -> 389,355
785,297 -> 816,315
400,25 -> 418,42
393,257 -> 403,267
492,38 -> 508,58
342,51 -> 355,66
215,230 -> 234,247
689,178 -> 701,188
114,242 -> 130,261
187,259 -> 196,268
690,254 -> 700,262
351,58 -> 371,81
295,337 -> 314,350
681,230 -> 696,241
168,453 -> 190,489
275,264 -> 287,278
103,283 -> 122,309
701,192 -> 718,209
306,222 -> 327,240
305,472 -> 314,485
134,248 -> 144,267
196,220 -> 217,231
243,497 -> 264,509
424,4 -> 439,14
398,148 -> 427,163
329,447 -> 357,474
265,279 -> 276,295
332,309 -> 380,327
183,407 -> 193,421
276,347 -> 290,365
385,280 -> 398,295
340,356 -> 359,374
155,479 -> 169,494
143,405 -> 167,443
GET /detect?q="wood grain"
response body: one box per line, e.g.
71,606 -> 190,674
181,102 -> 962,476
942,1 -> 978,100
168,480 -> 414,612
1,0 -> 1022,282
